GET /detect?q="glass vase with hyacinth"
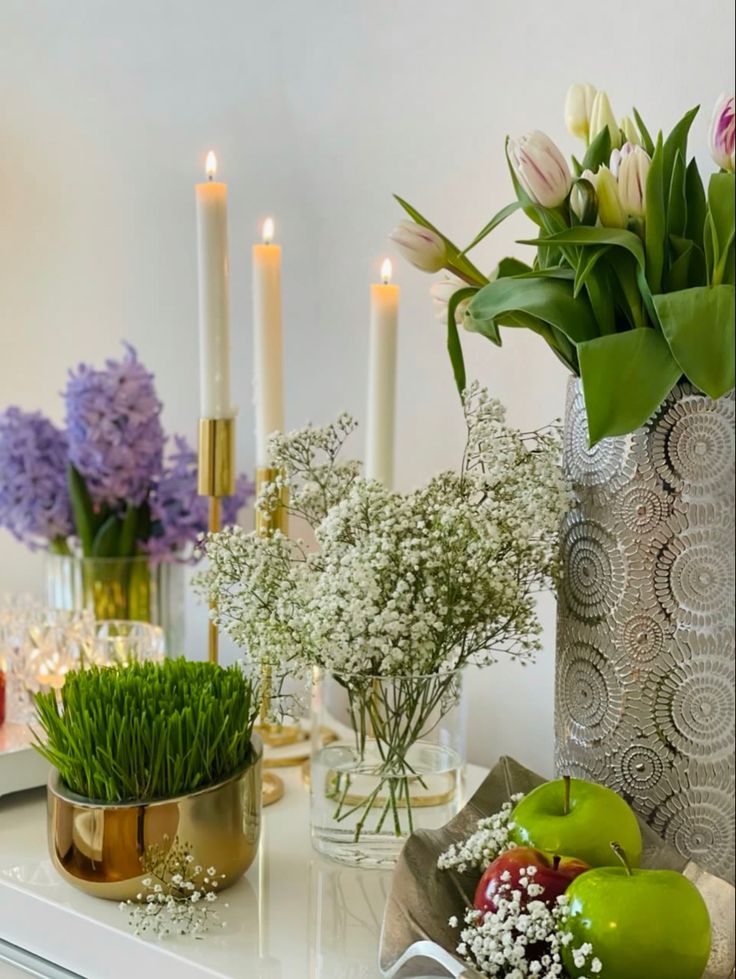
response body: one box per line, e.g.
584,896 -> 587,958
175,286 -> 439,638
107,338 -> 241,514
197,385 -> 567,865
391,87 -> 735,446
0,345 -> 252,637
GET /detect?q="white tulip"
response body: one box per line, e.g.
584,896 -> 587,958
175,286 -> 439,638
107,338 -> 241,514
589,91 -> 621,149
507,131 -> 573,208
389,220 -> 446,273
617,146 -> 651,218
430,274 -> 469,325
565,83 -> 597,141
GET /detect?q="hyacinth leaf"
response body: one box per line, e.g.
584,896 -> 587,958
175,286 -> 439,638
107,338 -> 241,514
92,513 -> 122,558
632,107 -> 655,156
707,173 -> 736,286
685,159 -> 707,248
580,127 -> 611,174
461,201 -> 521,256
578,329 -> 681,445
667,151 -> 688,242
446,287 -> 476,394
67,465 -> 96,557
518,226 -> 646,271
393,195 -> 485,285
654,286 -> 735,399
645,133 -> 666,293
118,502 -> 139,558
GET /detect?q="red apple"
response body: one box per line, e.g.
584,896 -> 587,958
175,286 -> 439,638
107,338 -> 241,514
474,846 -> 590,912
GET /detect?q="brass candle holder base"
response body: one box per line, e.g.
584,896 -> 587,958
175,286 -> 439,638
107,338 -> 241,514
262,772 -> 285,807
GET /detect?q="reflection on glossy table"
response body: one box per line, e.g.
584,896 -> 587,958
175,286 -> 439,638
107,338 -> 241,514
0,760 -> 485,978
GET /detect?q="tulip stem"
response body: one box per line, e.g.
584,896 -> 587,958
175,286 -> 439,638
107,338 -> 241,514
611,841 -> 633,876
563,775 -> 571,816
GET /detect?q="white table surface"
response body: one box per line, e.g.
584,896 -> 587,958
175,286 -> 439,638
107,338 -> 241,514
0,762 -> 486,979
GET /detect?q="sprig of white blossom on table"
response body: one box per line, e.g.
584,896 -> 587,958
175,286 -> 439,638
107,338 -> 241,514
438,794 -> 524,874
196,383 -> 568,840
119,839 -> 227,940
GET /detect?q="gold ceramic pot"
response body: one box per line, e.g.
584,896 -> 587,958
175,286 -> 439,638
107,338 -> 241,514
47,736 -> 262,901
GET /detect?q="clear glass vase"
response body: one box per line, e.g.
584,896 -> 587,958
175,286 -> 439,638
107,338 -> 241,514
310,668 -> 467,868
45,554 -> 185,656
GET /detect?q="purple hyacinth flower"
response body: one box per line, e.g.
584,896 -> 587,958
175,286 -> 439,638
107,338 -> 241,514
0,407 -> 73,549
64,344 -> 165,506
145,435 -> 253,562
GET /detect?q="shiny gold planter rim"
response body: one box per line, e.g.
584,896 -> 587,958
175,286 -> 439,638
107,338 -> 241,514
47,735 -> 262,901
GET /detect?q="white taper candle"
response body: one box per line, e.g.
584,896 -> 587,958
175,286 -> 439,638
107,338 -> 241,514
252,218 -> 285,466
196,151 -> 232,419
365,258 -> 399,487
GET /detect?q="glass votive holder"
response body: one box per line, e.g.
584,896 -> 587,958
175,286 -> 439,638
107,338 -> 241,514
86,620 -> 166,666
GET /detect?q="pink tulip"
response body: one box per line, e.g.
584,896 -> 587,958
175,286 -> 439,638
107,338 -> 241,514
507,131 -> 572,208
389,220 -> 446,273
709,94 -> 735,172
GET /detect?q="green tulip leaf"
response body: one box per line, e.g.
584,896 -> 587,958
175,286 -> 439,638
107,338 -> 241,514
494,257 -> 533,278
578,329 -> 681,444
446,287 -> 476,394
632,107 -> 655,156
685,158 -> 707,249
654,285 -> 735,398
461,201 -> 521,256
707,173 -> 736,285
662,106 -> 699,185
667,151 -> 688,242
518,226 -> 646,271
581,127 -> 611,173
469,276 -> 598,345
574,247 -> 610,298
645,133 -> 666,294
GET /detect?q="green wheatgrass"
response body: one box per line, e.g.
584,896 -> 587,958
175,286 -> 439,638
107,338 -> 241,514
33,658 -> 258,803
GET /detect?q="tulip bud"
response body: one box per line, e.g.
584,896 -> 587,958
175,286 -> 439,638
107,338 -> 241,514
570,177 -> 598,225
709,94 -> 735,173
389,220 -> 447,273
430,274 -> 469,325
565,83 -> 597,141
609,142 -> 634,179
617,146 -> 651,218
620,116 -> 641,147
595,166 -> 627,228
589,91 -> 621,150
507,130 -> 573,208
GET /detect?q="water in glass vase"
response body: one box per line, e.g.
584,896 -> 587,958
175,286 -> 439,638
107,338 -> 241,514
311,738 -> 464,868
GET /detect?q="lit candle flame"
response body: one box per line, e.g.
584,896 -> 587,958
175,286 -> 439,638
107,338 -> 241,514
381,258 -> 392,285
262,217 -> 275,245
205,151 -> 217,179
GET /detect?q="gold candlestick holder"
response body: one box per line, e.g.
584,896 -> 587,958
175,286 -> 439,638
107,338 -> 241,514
198,419 -> 282,806
197,417 -> 236,665
254,466 -> 310,766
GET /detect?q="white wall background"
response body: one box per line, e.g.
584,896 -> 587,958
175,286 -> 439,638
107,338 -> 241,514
1,0 -> 733,775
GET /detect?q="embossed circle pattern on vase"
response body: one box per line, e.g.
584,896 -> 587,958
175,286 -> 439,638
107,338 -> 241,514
560,517 -> 624,623
564,387 -> 631,490
645,658 -> 735,762
611,742 -> 672,808
620,611 -> 672,665
557,641 -> 624,746
652,784 -> 736,882
654,528 -> 735,629
650,392 -> 735,494
612,484 -> 674,540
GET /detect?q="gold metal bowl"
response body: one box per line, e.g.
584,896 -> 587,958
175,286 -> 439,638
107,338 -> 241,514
47,736 -> 262,901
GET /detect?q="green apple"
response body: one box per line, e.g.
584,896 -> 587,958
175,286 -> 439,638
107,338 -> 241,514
563,843 -> 711,979
510,776 -> 642,868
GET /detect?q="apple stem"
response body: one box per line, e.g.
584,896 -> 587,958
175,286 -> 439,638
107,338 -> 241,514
611,841 -> 633,876
563,775 -> 571,816
553,855 -> 561,871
